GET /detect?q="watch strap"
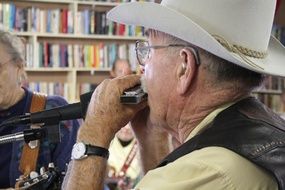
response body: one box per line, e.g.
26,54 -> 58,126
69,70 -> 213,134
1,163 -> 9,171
86,144 -> 109,159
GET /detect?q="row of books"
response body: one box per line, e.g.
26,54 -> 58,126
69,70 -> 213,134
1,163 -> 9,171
24,82 -> 70,101
272,25 -> 285,45
0,4 -> 73,33
76,10 -> 144,36
25,42 -> 137,70
0,3 -> 144,36
24,82 -> 101,103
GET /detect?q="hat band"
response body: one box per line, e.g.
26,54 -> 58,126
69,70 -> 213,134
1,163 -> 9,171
213,35 -> 266,70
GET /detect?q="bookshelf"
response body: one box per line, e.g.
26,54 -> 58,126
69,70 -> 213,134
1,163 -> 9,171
0,0 -> 154,102
1,0 -> 284,112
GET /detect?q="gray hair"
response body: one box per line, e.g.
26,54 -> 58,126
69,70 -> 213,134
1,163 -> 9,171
0,30 -> 26,62
0,30 -> 27,82
148,29 -> 264,91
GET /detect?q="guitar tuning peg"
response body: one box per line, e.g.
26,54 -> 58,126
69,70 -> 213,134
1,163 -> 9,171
40,167 -> 45,175
29,171 -> 39,179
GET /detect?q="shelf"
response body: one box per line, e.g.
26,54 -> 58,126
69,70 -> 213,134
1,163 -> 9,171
25,68 -> 112,72
25,68 -> 73,72
8,0 -> 120,6
11,0 -> 74,3
13,32 -> 35,37
76,1 -> 120,7
14,32 -> 145,41
76,68 -> 110,72
3,0 -> 148,103
7,0 -> 283,108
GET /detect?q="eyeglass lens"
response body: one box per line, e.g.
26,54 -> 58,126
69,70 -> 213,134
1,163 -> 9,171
136,41 -> 150,66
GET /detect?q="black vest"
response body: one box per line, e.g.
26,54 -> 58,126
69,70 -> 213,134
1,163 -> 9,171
157,97 -> 285,189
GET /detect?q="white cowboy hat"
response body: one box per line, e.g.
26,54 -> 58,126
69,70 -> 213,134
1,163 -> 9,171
107,0 -> 285,77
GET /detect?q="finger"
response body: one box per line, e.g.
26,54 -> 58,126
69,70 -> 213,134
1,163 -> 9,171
114,74 -> 142,93
92,79 -> 111,98
91,79 -> 110,97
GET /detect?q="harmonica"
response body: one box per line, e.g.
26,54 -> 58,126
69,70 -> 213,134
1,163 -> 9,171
120,85 -> 148,104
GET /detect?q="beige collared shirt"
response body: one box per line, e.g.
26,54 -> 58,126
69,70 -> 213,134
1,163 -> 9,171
135,104 -> 278,190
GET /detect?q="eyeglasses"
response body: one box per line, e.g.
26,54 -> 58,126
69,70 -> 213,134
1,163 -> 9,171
135,41 -> 200,66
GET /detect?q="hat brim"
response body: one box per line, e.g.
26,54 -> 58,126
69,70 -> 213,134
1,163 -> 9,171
107,2 -> 285,77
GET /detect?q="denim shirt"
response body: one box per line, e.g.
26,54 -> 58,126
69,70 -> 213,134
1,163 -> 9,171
0,88 -> 79,188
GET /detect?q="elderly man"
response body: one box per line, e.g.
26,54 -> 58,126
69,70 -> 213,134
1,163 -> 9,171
63,0 -> 285,190
0,30 -> 79,189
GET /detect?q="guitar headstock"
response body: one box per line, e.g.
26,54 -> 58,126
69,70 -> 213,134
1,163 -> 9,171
16,165 -> 63,190
18,171 -> 51,190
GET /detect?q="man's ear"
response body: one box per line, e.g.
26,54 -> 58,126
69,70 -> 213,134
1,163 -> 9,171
176,49 -> 198,95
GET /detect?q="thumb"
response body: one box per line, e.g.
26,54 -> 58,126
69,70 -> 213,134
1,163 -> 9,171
115,74 -> 142,94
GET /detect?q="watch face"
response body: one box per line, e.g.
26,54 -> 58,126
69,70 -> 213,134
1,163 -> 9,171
72,142 -> 86,160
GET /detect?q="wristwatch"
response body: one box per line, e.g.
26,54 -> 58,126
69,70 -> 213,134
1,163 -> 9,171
71,142 -> 109,160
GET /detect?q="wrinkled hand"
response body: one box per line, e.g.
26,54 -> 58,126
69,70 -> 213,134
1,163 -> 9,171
78,75 -> 147,147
